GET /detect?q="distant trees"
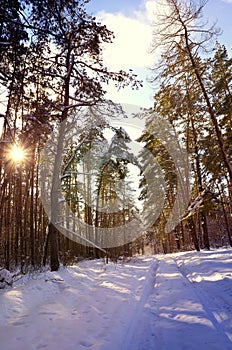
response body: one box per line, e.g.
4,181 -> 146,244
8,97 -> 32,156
60,124 -> 138,260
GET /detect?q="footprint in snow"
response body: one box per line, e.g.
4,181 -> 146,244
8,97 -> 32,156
36,344 -> 48,349
79,340 -> 93,348
38,311 -> 57,316
12,320 -> 27,326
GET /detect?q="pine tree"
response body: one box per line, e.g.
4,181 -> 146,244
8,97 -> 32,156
151,0 -> 232,184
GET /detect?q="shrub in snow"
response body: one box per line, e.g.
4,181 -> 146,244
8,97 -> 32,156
0,268 -> 13,288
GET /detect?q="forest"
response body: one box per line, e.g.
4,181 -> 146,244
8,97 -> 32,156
0,0 -> 231,273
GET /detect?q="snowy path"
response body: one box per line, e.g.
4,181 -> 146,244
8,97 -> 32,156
145,255 -> 232,350
0,249 -> 232,350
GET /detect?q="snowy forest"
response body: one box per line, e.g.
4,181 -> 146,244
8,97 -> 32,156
0,0 -> 231,276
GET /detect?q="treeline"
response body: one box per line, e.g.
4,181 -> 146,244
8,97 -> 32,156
139,0 -> 232,254
0,0 -> 231,272
0,0 -> 141,271
141,40 -> 232,254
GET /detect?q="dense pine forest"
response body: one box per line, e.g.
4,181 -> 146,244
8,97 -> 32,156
0,0 -> 231,273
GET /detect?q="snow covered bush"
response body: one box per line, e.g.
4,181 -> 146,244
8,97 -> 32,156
0,268 -> 13,289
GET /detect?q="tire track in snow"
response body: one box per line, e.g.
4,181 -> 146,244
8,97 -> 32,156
175,256 -> 232,314
151,255 -> 232,350
126,258 -> 158,350
115,258 -> 159,350
172,256 -> 232,347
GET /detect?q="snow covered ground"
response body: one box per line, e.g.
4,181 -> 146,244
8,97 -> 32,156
0,248 -> 232,350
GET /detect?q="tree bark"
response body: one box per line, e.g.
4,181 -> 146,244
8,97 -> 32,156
188,216 -> 200,252
49,222 -> 59,271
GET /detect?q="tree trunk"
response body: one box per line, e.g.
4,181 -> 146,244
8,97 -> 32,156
188,216 -> 200,251
49,222 -> 59,271
201,212 -> 210,250
49,120 -> 67,271
218,181 -> 232,247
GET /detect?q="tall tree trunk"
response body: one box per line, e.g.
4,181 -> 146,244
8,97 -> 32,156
30,162 -> 35,266
48,49 -> 73,271
49,120 -> 67,271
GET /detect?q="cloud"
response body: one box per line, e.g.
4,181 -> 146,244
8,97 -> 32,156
95,1 -> 162,106
98,11 -> 153,71
97,1 -> 167,72
135,0 -> 165,22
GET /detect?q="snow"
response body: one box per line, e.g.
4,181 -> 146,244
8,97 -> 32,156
0,249 -> 232,350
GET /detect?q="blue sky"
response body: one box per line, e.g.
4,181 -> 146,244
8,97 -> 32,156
86,0 -> 232,108
87,0 -> 144,14
205,0 -> 232,49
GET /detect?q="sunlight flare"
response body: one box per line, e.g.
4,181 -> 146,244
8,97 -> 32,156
9,144 -> 25,162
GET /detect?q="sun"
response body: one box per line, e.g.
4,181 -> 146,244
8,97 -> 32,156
9,144 -> 25,162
